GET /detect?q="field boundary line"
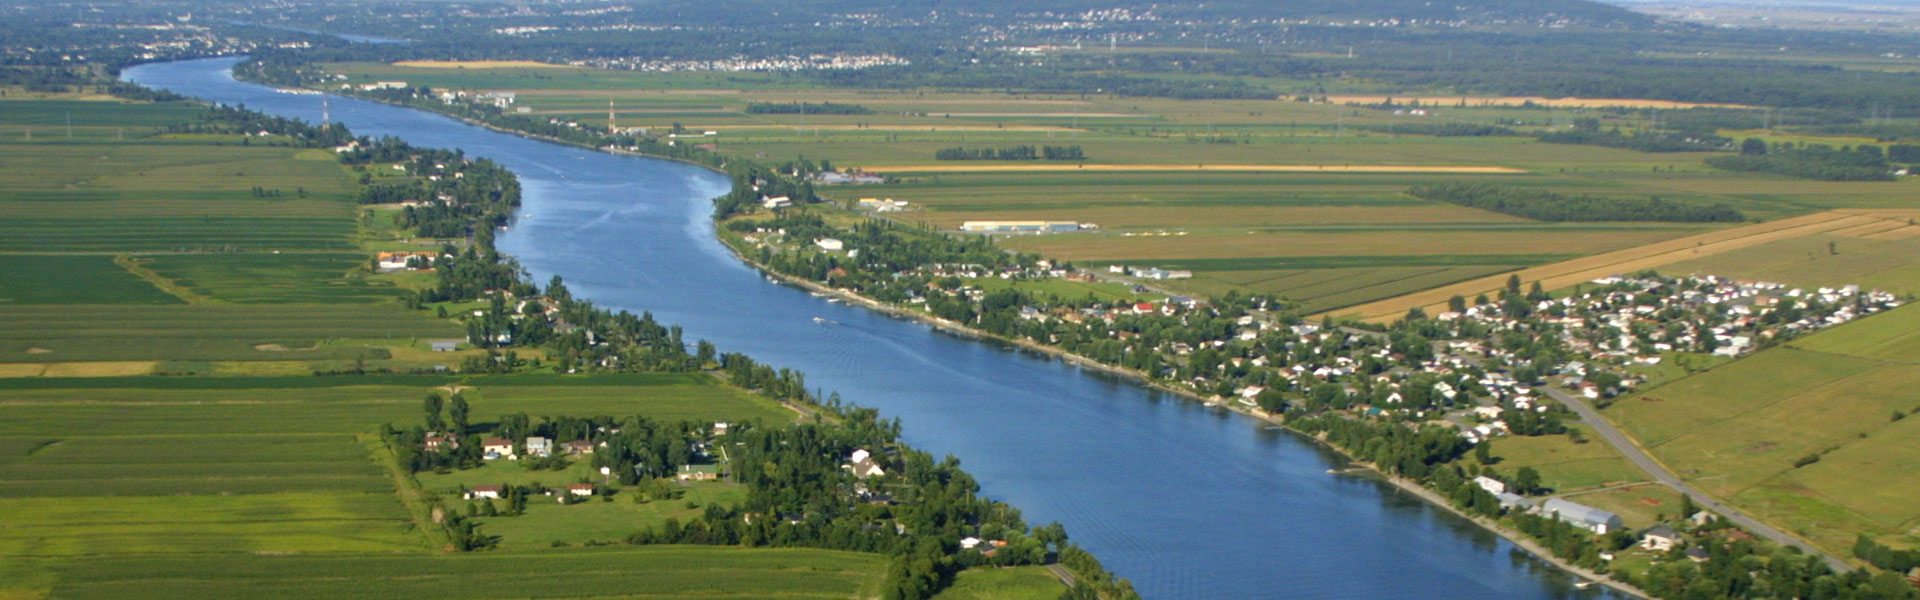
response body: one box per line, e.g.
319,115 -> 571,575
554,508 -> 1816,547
113,254 -> 216,305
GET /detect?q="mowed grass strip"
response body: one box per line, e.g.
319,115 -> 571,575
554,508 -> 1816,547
135,253 -> 406,304
0,492 -> 419,558
0,255 -> 179,305
49,546 -> 887,599
0,217 -> 354,251
0,305 -> 457,362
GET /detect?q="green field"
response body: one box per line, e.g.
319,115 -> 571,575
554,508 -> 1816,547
0,373 -> 814,597
0,255 -> 178,305
134,253 -> 407,304
30,546 -> 887,599
0,305 -> 459,363
1602,312 -> 1920,556
934,566 -> 1067,600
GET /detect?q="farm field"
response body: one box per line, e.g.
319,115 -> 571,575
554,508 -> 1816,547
0,94 -> 460,374
0,374 -> 811,597
24,546 -> 887,599
1327,210 -> 1914,321
1600,313 -> 1920,557
325,61 -> 1920,314
934,566 -> 1068,600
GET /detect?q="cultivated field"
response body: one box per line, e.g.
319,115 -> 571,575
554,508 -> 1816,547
1602,316 -> 1920,557
0,373 -> 812,597
1327,210 -> 1908,321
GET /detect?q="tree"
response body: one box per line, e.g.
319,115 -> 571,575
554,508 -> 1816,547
1514,466 -> 1542,495
1740,137 -> 1768,156
449,394 -> 470,434
423,393 -> 446,431
1474,442 -> 1494,465
1448,295 -> 1467,313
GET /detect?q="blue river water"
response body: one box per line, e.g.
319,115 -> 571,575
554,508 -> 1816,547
126,57 -> 1616,599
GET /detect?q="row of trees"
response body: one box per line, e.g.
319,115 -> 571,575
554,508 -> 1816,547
1709,141 -> 1898,181
933,145 -> 1085,161
745,101 -> 871,115
1411,182 -> 1745,223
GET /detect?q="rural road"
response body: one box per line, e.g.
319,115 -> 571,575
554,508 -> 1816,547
1542,387 -> 1853,573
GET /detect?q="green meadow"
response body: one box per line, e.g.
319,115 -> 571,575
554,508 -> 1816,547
1603,312 -> 1920,557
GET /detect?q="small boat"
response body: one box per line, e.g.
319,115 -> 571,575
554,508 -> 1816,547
811,316 -> 826,324
1573,581 -> 1592,590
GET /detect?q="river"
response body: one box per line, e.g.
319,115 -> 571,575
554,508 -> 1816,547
126,57 -> 1616,599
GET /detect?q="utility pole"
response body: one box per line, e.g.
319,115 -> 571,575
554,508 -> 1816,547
608,97 -> 616,134
321,95 -> 331,128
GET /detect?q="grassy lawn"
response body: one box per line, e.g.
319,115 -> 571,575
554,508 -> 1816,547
1485,426 -> 1647,493
465,482 -> 748,548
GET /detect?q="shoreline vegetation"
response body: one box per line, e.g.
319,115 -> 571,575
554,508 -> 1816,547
279,74 -> 1660,597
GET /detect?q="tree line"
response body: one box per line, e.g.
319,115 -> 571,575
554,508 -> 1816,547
934,145 -> 1084,161
1410,182 -> 1745,223
745,101 -> 871,115
1707,141 -> 1896,182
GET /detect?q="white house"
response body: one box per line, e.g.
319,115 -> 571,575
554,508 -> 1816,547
1473,476 -> 1507,495
466,484 -> 502,500
815,238 -> 845,251
481,437 -> 515,460
1641,525 -> 1681,552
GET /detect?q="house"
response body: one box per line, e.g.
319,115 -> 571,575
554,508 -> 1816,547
481,437 -> 515,460
562,440 -> 594,455
846,456 -> 886,478
466,484 -> 502,500
1539,498 -> 1624,535
1472,476 -> 1507,495
423,433 -> 459,452
1687,510 -> 1715,527
762,196 -> 792,209
712,422 -> 730,436
525,436 -> 552,458
1685,547 -> 1710,563
849,448 -> 872,464
959,221 -> 1083,233
1641,524 -> 1681,552
429,339 -> 461,352
567,483 -> 595,497
677,464 -> 720,481
815,238 -> 845,251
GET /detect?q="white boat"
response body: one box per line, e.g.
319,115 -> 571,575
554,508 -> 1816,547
812,316 -> 826,324
1574,581 -> 1592,590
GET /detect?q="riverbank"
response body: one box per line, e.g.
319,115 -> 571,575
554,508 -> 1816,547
723,236 -> 1653,599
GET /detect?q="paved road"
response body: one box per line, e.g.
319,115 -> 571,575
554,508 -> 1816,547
1541,387 -> 1852,573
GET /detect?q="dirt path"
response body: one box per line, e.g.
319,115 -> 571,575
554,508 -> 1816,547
861,163 -> 1525,174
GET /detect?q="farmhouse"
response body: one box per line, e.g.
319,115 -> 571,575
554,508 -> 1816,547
959,221 -> 1085,234
466,484 -> 502,500
423,433 -> 459,452
563,440 -> 594,455
430,340 -> 461,352
677,464 -> 721,481
1538,498 -> 1623,534
525,436 -> 552,458
1641,524 -> 1681,552
377,251 -> 436,271
481,437 -> 515,460
567,483 -> 595,497
856,198 -> 907,212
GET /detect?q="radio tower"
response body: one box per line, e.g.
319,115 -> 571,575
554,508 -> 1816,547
607,98 -> 616,134
320,95 -> 331,129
